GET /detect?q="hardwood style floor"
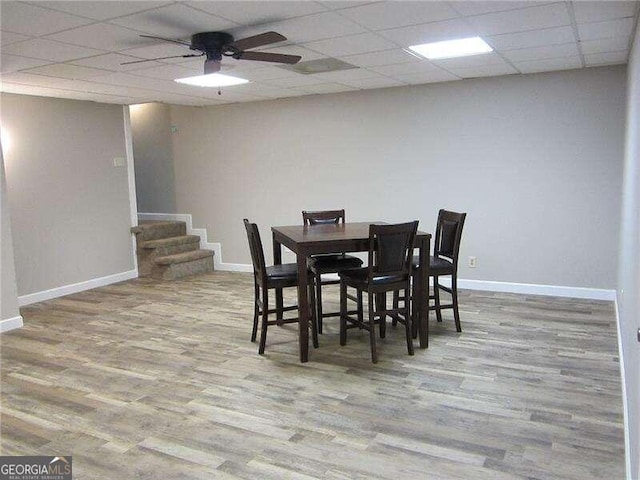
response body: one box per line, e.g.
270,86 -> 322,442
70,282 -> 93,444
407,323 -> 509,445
0,271 -> 625,479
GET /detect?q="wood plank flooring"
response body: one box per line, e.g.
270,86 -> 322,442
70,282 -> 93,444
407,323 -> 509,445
0,271 -> 625,479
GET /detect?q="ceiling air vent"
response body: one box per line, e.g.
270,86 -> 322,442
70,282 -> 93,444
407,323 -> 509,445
278,58 -> 358,75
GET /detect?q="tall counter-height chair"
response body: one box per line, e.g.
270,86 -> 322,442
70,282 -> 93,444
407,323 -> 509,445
339,221 -> 418,364
415,209 -> 466,332
302,210 -> 363,334
244,219 -> 318,354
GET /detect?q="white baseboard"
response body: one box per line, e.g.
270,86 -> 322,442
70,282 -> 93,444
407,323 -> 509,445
0,315 -> 23,333
457,278 -> 616,300
18,270 -> 138,306
614,293 -> 632,480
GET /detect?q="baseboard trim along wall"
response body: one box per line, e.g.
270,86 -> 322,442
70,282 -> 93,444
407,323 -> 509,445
614,293 -> 632,480
18,270 -> 138,307
0,315 -> 24,333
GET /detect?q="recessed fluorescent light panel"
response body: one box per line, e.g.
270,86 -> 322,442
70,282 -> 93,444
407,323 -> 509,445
408,37 -> 493,60
174,73 -> 249,87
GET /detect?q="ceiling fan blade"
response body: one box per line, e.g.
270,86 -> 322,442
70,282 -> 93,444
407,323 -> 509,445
204,58 -> 222,74
140,34 -> 191,47
121,53 -> 203,65
236,51 -> 302,65
229,31 -> 287,51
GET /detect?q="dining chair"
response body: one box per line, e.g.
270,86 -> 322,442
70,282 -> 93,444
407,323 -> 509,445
302,210 -> 363,334
339,221 -> 418,363
243,219 -> 318,354
395,209 -> 467,333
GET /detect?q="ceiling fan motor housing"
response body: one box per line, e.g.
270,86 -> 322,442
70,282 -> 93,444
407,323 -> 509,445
190,32 -> 235,60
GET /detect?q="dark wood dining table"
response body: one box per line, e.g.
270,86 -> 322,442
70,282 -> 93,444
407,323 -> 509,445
271,222 -> 431,362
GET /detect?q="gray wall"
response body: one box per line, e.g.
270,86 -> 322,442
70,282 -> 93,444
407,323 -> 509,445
130,102 -> 176,213
619,24 -> 640,480
169,66 -> 625,290
1,144 -> 19,322
2,93 -> 134,296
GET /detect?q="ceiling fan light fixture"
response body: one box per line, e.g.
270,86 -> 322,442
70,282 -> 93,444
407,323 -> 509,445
408,36 -> 493,60
174,73 -> 249,87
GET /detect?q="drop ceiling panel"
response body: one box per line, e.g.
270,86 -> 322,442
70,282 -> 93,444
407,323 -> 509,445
1,38 -> 104,62
572,1 -> 638,24
185,1 -> 328,24
22,63 -> 112,80
337,2 -> 459,30
369,61 -> 446,77
0,2 -> 93,36
465,3 -> 571,36
109,3 -> 238,38
577,17 -> 636,41
35,1 -> 173,21
336,75 -> 406,89
70,53 -> 166,72
442,62 -> 519,78
0,31 -> 30,46
129,63 -> 201,80
580,36 -> 631,55
46,23 -> 150,51
339,48 -> 421,68
311,67 -> 382,82
1,54 -> 52,74
431,52 -> 510,69
584,50 -> 629,66
501,43 -> 580,62
449,1 -> 550,17
303,32 -> 397,57
512,55 -> 583,74
259,12 -> 367,43
294,82 -> 356,94
486,26 -> 576,50
378,19 -> 479,46
392,69 -> 460,84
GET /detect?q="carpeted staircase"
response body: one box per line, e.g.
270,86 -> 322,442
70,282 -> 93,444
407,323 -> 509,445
131,220 -> 214,280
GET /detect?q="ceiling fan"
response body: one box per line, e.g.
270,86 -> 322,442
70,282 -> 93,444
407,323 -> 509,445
122,31 -> 302,74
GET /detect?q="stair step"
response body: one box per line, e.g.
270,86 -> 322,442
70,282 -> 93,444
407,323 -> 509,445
140,235 -> 200,250
155,249 -> 214,266
131,221 -> 186,241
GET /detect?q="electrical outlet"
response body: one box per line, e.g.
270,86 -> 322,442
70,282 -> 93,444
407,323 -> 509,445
468,256 -> 477,268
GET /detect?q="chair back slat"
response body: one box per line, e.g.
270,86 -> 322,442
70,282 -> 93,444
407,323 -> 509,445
302,209 -> 346,226
243,219 -> 267,282
368,221 -> 418,280
434,209 -> 466,262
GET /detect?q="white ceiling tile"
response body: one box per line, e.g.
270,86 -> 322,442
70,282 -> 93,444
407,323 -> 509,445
21,63 -> 112,80
577,17 -> 635,41
391,69 -> 460,84
258,11 -> 367,43
303,32 -> 397,57
0,71 -> 78,88
378,18 -> 479,46
319,1 -> 377,11
465,3 -> 571,36
46,23 -> 150,52
572,1 -> 638,24
0,2 -> 93,36
450,1 -> 551,17
34,1 -> 173,21
0,54 -> 52,73
441,62 -> 518,78
584,50 -> 628,66
1,38 -> 104,62
129,63 -> 201,80
185,1 -> 328,24
431,52 -> 510,69
486,26 -> 576,50
340,48 -> 421,67
70,53 -> 166,72
369,61 -> 443,76
502,42 -> 579,62
293,82 -> 357,94
338,2 -> 459,30
260,45 -> 325,62
337,75 -> 406,89
263,74 -> 335,87
512,55 -> 582,73
240,66 -> 301,81
109,3 -> 238,38
310,67 -> 378,82
580,36 -> 630,55
118,42 -> 191,62
1,30 -> 30,46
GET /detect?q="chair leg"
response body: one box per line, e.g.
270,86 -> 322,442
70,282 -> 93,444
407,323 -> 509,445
451,274 -> 462,332
368,292 -> 378,363
403,287 -> 414,356
357,290 -> 364,328
315,271 -> 324,334
309,278 -> 319,348
340,280 -> 347,346
433,275 -> 443,323
391,291 -> 399,326
411,270 -> 419,339
258,289 -> 269,355
378,293 -> 386,338
251,282 -> 259,342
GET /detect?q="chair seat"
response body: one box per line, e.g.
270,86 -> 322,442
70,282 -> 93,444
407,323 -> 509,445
339,267 -> 406,287
308,254 -> 363,274
412,255 -> 454,276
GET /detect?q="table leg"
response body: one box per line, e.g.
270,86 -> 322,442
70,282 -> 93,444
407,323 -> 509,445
272,235 -> 284,323
417,236 -> 430,348
297,251 -> 310,363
